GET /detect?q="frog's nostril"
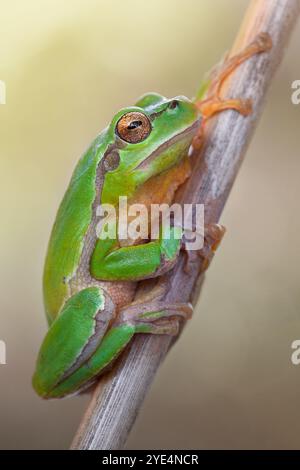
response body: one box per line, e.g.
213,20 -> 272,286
168,100 -> 179,110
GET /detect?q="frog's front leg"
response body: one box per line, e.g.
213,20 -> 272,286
91,224 -> 183,281
182,223 -> 226,274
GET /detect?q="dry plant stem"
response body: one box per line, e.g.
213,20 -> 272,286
71,0 -> 299,450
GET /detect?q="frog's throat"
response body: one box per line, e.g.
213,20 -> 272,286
134,117 -> 201,171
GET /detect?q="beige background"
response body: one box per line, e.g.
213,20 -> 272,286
0,0 -> 299,449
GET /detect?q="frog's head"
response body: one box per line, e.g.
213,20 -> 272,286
100,93 -> 201,205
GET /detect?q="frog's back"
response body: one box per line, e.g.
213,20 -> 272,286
43,132 -> 107,324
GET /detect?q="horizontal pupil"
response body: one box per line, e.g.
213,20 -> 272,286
128,120 -> 142,130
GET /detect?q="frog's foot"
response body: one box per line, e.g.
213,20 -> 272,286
182,223 -> 226,273
117,300 -> 193,336
198,223 -> 226,271
193,32 -> 272,150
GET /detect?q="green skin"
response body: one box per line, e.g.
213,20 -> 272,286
33,93 -> 201,398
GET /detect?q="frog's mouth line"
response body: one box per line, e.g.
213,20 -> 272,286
134,117 -> 201,171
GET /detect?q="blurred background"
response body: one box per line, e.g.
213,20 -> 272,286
0,0 -> 300,449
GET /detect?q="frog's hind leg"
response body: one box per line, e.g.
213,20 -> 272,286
43,298 -> 192,398
193,32 -> 272,149
118,299 -> 193,336
32,286 -> 116,398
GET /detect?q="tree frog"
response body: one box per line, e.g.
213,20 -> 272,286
33,33 -> 271,398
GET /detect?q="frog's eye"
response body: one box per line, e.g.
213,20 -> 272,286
116,112 -> 151,144
168,99 -> 179,109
